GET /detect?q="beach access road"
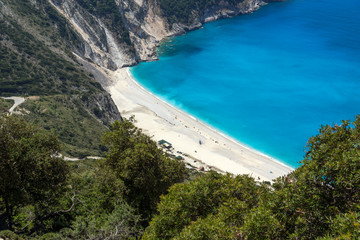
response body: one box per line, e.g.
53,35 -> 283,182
2,96 -> 26,114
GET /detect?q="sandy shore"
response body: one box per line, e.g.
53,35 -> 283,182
108,67 -> 294,182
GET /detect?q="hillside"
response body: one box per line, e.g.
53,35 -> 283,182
1,0 -> 360,239
0,0 -> 122,157
0,0 -> 267,157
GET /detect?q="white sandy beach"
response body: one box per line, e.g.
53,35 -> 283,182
108,67 -> 294,182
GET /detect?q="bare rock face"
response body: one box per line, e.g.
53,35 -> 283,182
82,91 -> 122,126
167,0 -> 266,31
49,0 -> 267,69
118,0 -> 267,62
116,0 -> 169,61
50,0 -> 137,69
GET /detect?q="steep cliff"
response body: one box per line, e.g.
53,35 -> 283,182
0,0 -> 122,157
49,0 -> 267,70
0,0 -> 268,156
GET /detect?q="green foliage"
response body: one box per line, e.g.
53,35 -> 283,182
1,114 -> 360,239
22,95 -> 108,158
8,158 -> 143,239
0,0 -> 119,157
317,212 -> 360,240
173,213 -> 234,240
0,230 -> 25,240
102,120 -> 186,220
144,116 -> 360,240
158,0 -> 242,25
0,118 -> 186,238
0,0 -> 122,157
0,115 -> 69,230
45,157 -> 143,239
0,0 -> 100,96
0,22 -> 98,96
143,172 -> 269,239
6,0 -> 84,48
68,200 -> 142,239
0,98 -> 13,114
241,206 -> 283,240
266,118 -> 360,239
239,117 -> 360,240
75,0 -> 133,46
298,118 -> 360,212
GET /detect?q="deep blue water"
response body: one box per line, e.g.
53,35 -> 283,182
130,0 -> 360,168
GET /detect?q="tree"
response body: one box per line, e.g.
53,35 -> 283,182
143,116 -> 360,240
143,172 -> 269,239
68,200 -> 143,240
0,115 -> 69,230
318,212 -> 360,240
101,120 -> 186,221
240,206 -> 283,240
296,117 -> 360,213
259,117 -> 360,239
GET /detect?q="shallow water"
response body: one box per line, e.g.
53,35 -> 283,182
131,0 -> 360,168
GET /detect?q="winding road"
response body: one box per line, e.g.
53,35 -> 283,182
2,96 -> 25,114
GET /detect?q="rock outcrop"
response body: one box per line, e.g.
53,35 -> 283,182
49,0 -> 268,70
50,0 -> 137,69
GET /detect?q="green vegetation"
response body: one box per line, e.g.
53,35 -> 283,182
158,0 -> 242,25
143,116 -> 360,240
0,116 -> 185,239
0,115 -> 69,231
1,0 -> 84,53
1,0 -> 359,239
0,98 -> 13,114
0,0 -> 120,158
75,0 -> 133,47
143,172 -> 269,239
102,120 -> 186,221
1,115 -> 360,239
0,17 -> 99,96
21,95 -> 108,158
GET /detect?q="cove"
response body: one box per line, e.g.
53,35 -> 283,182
130,0 -> 360,168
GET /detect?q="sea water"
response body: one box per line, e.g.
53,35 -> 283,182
130,0 -> 360,168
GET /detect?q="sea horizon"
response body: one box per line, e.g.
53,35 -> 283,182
130,0 -> 360,168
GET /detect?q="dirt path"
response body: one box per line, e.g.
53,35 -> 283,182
3,96 -> 26,114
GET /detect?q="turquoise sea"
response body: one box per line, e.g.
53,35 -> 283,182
130,0 -> 360,168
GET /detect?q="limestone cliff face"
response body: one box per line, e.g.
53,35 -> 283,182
116,0 -> 170,61
50,0 -> 137,69
49,0 -> 267,70
200,0 -> 266,23
119,0 -> 266,60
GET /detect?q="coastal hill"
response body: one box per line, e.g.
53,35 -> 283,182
49,0 -> 267,68
0,0 -> 269,157
1,0 -> 360,239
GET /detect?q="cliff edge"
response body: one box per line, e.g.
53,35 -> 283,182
50,0 -> 267,70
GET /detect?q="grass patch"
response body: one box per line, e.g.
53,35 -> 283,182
0,98 -> 14,114
22,95 -> 108,158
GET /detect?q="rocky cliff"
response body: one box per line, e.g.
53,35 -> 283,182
49,0 -> 267,70
0,0 -> 268,157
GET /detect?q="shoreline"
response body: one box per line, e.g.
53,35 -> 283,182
108,67 -> 294,182
126,69 -> 292,171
